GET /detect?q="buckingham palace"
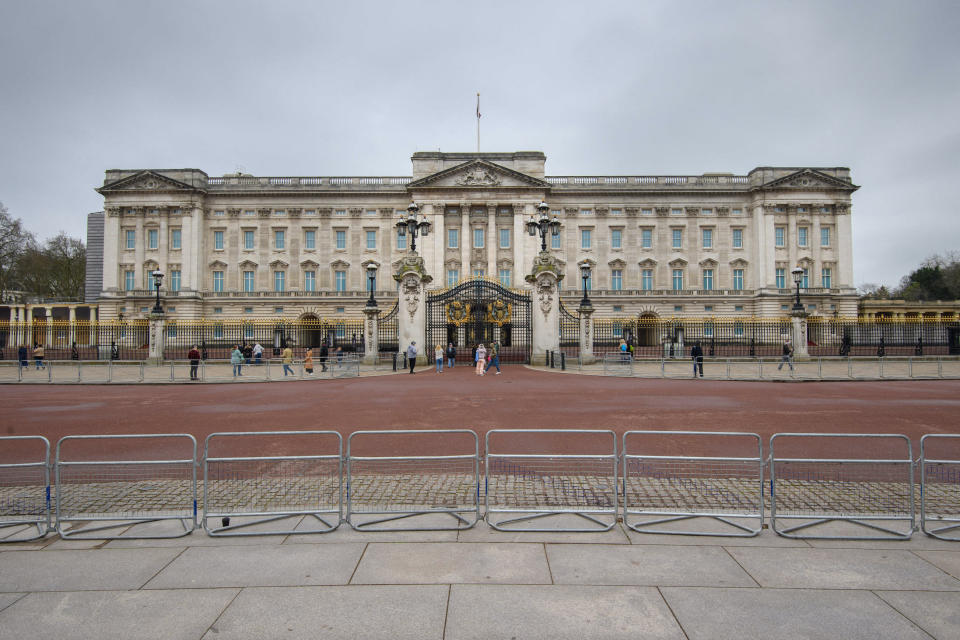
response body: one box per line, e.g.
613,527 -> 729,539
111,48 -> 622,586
87,150 -> 859,322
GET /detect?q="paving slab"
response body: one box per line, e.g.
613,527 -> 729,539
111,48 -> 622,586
728,547 -> 960,590
445,585 -> 685,640
203,585 -> 448,640
0,547 -> 183,592
876,590 -> 960,640
458,520 -> 631,544
546,543 -> 756,587
661,587 -> 931,640
145,543 -> 365,588
351,542 -> 551,584
0,589 -> 237,640
623,525 -> 810,547
806,536 -> 960,551
912,550 -> 960,580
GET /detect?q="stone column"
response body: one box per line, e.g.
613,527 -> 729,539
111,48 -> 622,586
460,203 -> 470,277
68,306 -> 76,350
579,301 -> 596,365
486,204 -> 497,277
526,251 -> 563,366
45,308 -> 53,347
791,311 -> 810,360
362,305 -> 379,365
393,253 -> 432,364
148,313 -> 165,364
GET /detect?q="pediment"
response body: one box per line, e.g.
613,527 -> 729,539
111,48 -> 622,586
299,259 -> 319,269
699,258 -> 719,268
98,171 -> 199,194
238,259 -> 258,269
758,169 -> 859,192
638,258 -> 658,268
406,160 -> 551,189
608,258 -> 627,269
269,259 -> 289,269
209,260 -> 228,269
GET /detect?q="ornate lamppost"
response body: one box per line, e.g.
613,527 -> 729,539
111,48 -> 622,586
791,266 -> 804,311
525,201 -> 562,252
151,270 -> 165,314
366,264 -> 378,307
395,202 -> 431,252
579,263 -> 592,307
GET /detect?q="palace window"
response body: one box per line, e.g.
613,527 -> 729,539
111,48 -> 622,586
776,268 -> 785,289
822,267 -> 832,288
274,230 -> 285,250
802,268 -> 809,289
448,228 -> 459,248
672,269 -> 683,290
611,269 -> 623,290
274,271 -> 285,292
702,269 -> 714,290
581,229 -> 592,249
775,227 -> 785,247
366,230 -> 376,249
821,227 -> 831,247
170,270 -> 181,292
473,268 -> 485,277
551,232 -> 561,250
397,230 -> 407,250
214,230 -> 224,250
642,269 -> 653,290
733,269 -> 744,290
672,229 -> 682,249
145,229 -> 157,250
244,230 -> 255,250
732,228 -> 743,249
243,271 -> 254,292
334,270 -> 346,291
498,268 -> 511,287
305,230 -> 316,250
335,230 -> 345,249
304,270 -> 316,292
447,269 -> 459,286
611,229 -> 622,249
798,227 -> 808,247
641,228 -> 652,249
702,228 -> 713,249
124,270 -> 135,291
499,228 -> 510,248
170,229 -> 181,250
213,271 -> 224,292
125,230 -> 135,249
473,228 -> 485,248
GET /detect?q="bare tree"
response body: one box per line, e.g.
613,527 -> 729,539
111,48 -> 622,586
0,202 -> 35,302
17,233 -> 86,300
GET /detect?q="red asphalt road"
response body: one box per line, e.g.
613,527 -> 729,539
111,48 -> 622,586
1,366 -> 959,462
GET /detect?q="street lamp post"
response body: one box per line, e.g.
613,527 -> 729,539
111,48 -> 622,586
366,264 -> 378,307
525,201 -> 562,252
580,264 -> 592,307
395,202 -> 431,253
791,267 -> 804,311
151,270 -> 165,314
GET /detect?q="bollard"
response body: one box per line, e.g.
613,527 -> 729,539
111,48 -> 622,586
560,352 -> 566,371
392,352 -> 398,371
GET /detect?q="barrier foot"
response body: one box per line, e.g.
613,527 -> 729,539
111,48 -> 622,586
774,516 -> 912,540
923,521 -> 960,541
205,512 -> 338,537
487,510 -> 616,532
350,509 -> 475,531
0,521 -> 48,543
58,517 -> 194,540
625,513 -> 761,537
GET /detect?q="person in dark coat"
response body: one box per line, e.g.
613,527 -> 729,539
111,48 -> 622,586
319,342 -> 329,372
18,345 -> 28,368
188,345 -> 201,380
691,342 -> 704,378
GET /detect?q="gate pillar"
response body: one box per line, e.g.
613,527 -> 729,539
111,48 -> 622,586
526,252 -> 563,366
148,313 -> 165,364
394,253 -> 432,364
362,305 -> 379,365
579,302 -> 596,365
791,311 -> 810,360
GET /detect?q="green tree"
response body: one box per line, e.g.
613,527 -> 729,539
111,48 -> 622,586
0,202 -> 36,302
17,233 -> 86,300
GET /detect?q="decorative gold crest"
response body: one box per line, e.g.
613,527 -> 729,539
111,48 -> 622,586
446,301 -> 471,326
485,300 -> 512,326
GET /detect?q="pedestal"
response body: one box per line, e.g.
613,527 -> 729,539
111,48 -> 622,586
148,313 -> 165,364
578,302 -> 597,365
791,312 -> 810,360
362,305 -> 379,365
526,252 -> 564,366
393,253 -> 432,364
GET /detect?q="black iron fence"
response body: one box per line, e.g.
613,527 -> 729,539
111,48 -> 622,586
377,303 -> 399,354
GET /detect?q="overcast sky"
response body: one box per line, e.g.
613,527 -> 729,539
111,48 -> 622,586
1,0 -> 957,288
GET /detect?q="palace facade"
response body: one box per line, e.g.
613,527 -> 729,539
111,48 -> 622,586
89,151 -> 859,321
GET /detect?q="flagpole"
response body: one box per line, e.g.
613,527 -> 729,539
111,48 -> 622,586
476,92 -> 480,153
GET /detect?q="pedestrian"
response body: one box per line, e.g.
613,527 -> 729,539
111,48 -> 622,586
778,338 -> 794,371
253,342 -> 263,365
475,343 -> 487,376
485,341 -> 502,375
281,345 -> 295,376
319,342 -> 329,372
71,342 -> 79,361
435,344 -> 444,373
33,344 -> 45,370
110,341 -> 119,361
18,344 -> 28,369
406,341 -> 418,374
304,347 -> 314,376
242,343 -> 253,365
445,342 -> 456,369
336,346 -> 344,368
188,344 -> 201,380
691,341 -> 704,378
619,338 -> 629,363
230,345 -> 243,377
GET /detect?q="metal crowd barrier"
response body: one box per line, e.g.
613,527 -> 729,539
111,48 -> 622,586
346,430 -> 480,531
203,431 -> 342,536
623,431 -> 764,537
602,354 -> 633,376
920,434 -> 960,540
769,433 -> 915,540
485,429 -> 618,532
0,436 -> 51,542
55,434 -> 198,539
